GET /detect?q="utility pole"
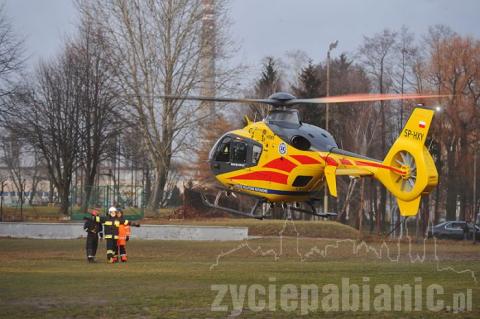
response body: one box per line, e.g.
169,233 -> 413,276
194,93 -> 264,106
474,147 -> 478,244
20,179 -> 25,221
0,180 -> 5,222
399,48 -> 407,132
324,40 -> 338,215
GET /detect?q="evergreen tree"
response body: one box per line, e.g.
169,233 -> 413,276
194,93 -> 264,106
255,57 -> 282,96
291,60 -> 324,126
248,57 -> 283,121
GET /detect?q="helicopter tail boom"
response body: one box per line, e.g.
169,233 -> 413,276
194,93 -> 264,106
374,107 -> 438,216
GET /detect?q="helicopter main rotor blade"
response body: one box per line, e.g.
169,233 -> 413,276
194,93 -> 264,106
154,95 -> 276,105
135,92 -> 449,107
289,93 -> 449,105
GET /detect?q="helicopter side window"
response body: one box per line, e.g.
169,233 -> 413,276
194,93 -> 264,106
252,145 -> 262,164
214,137 -> 231,162
212,136 -> 260,167
231,141 -> 247,164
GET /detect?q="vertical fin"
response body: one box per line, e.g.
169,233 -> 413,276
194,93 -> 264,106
372,107 -> 438,217
324,165 -> 338,197
397,197 -> 421,217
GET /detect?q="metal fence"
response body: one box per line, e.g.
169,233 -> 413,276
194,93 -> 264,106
70,185 -> 145,220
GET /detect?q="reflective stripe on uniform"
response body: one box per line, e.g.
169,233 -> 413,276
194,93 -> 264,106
107,250 -> 114,254
124,220 -> 129,225
114,220 -> 120,227
105,235 -> 113,239
104,221 -> 113,226
95,216 -> 100,222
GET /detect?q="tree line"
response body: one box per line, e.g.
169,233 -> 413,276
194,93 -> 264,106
0,1 -> 478,231
0,0 -> 234,216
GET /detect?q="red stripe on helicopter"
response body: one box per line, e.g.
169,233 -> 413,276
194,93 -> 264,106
355,160 -> 405,175
290,155 -> 321,165
340,158 -> 353,165
320,155 -> 339,166
229,171 -> 288,185
263,157 -> 297,173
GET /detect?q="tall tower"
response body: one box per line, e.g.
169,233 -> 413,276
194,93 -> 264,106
200,0 -> 216,119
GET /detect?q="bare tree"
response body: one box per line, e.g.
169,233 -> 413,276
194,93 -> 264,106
393,26 -> 418,130
423,26 -> 480,221
79,0 -> 234,210
0,5 -> 27,213
357,29 -> 397,232
4,12 -> 126,216
9,46 -> 84,216
0,3 -> 25,123
74,15 -> 123,213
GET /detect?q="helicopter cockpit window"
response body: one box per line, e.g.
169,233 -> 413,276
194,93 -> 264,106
252,145 -> 262,164
231,141 -> 247,164
214,137 -> 231,162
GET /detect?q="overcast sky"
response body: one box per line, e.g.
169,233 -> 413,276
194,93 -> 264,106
4,0 -> 480,72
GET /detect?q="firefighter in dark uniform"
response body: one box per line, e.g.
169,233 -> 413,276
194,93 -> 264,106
83,210 -> 103,263
92,207 -> 140,263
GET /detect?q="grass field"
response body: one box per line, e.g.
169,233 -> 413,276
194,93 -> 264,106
1,231 -> 479,318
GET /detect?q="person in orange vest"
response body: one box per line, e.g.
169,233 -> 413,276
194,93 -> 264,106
116,209 -> 131,262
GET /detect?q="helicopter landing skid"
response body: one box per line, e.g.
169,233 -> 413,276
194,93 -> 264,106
289,202 -> 338,218
200,187 -> 337,220
200,188 -> 267,219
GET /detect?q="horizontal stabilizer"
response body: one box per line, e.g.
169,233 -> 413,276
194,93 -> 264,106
335,168 -> 373,177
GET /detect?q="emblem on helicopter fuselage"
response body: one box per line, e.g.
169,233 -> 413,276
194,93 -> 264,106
278,142 -> 287,155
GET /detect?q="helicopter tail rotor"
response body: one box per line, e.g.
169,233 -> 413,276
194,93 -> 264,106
374,107 -> 438,216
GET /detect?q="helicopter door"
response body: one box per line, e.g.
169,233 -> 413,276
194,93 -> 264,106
230,141 -> 248,166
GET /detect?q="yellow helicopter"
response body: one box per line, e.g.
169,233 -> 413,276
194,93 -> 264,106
164,92 -> 442,219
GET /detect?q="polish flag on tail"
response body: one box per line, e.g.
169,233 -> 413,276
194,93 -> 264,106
419,120 -> 426,128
